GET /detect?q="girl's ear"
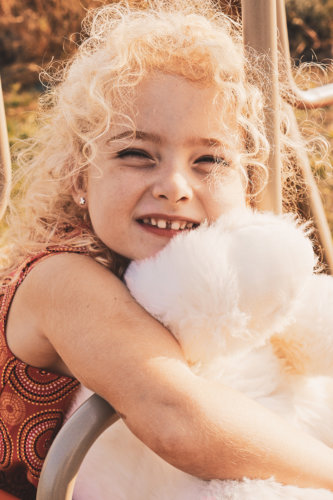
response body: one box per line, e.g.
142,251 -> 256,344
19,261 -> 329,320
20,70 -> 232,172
72,171 -> 88,208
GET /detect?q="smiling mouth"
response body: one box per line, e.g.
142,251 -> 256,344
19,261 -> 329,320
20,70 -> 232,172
137,217 -> 200,231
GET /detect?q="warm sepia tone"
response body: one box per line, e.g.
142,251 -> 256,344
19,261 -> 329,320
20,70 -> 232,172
0,0 -> 332,228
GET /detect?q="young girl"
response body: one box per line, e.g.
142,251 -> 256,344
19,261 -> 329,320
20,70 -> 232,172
1,1 -> 333,499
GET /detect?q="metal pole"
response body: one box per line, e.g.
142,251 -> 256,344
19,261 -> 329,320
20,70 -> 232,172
242,0 -> 282,214
37,394 -> 119,500
0,77 -> 12,221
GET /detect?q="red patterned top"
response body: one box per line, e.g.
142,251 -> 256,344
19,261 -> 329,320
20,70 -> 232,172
0,248 -> 86,499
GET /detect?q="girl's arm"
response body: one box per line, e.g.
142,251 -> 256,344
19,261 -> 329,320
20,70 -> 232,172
7,253 -> 333,491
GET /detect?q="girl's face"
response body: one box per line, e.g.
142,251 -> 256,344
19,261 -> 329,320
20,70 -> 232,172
85,73 -> 246,260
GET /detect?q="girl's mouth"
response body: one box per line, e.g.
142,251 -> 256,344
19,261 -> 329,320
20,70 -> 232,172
136,217 -> 200,236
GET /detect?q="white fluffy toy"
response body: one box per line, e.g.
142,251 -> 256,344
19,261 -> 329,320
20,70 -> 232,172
74,209 -> 333,500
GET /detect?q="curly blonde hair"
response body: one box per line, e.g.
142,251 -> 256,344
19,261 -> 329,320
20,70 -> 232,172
0,0 -> 308,279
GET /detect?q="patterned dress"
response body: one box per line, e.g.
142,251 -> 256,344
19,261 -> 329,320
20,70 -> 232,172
0,248 -> 86,499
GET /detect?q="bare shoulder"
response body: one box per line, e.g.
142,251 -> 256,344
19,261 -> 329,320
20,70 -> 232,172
12,252 -> 129,313
6,253 -> 120,373
27,251 -> 120,289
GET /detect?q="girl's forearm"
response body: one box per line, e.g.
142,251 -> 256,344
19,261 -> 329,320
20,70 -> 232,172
126,373 -> 333,491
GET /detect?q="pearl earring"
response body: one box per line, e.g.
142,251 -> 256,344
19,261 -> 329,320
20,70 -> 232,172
79,196 -> 86,206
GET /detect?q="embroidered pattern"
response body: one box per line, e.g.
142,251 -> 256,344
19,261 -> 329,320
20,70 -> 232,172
0,420 -> 13,468
0,248 -> 85,497
0,393 -> 26,426
8,365 -> 78,405
18,410 -> 63,479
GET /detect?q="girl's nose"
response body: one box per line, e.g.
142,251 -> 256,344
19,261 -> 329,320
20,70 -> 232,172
152,171 -> 193,203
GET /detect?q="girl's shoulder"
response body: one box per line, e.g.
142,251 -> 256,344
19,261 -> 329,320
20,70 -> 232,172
2,246 -> 93,373
1,245 -> 89,306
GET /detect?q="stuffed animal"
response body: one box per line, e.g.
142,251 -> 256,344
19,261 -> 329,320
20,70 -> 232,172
74,209 -> 333,500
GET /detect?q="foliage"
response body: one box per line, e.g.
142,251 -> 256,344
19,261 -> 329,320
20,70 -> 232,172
0,1 -> 331,69
0,0 -> 93,66
286,0 -> 333,61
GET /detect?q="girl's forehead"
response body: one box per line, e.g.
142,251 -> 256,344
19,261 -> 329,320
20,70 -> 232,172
117,73 -> 238,138
131,73 -> 219,106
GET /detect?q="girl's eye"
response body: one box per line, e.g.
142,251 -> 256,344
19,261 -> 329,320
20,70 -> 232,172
115,148 -> 155,165
194,155 -> 229,173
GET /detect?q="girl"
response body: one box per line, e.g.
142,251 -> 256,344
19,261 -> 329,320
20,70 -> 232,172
1,1 -> 333,498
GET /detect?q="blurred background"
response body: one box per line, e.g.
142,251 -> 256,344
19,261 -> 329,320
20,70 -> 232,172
0,0 -> 332,226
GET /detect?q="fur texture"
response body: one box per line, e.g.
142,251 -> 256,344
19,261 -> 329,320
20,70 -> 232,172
74,209 -> 333,499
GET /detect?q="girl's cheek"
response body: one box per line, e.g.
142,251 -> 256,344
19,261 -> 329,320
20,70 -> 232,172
209,174 -> 246,215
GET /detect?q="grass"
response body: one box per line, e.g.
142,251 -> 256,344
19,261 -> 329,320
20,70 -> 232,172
4,83 -> 40,146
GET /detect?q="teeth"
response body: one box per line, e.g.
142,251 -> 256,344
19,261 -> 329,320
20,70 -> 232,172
157,219 -> 167,229
141,217 -> 198,231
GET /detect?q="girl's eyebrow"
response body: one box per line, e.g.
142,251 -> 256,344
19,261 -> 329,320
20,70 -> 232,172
108,130 -> 162,143
109,130 -> 222,148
